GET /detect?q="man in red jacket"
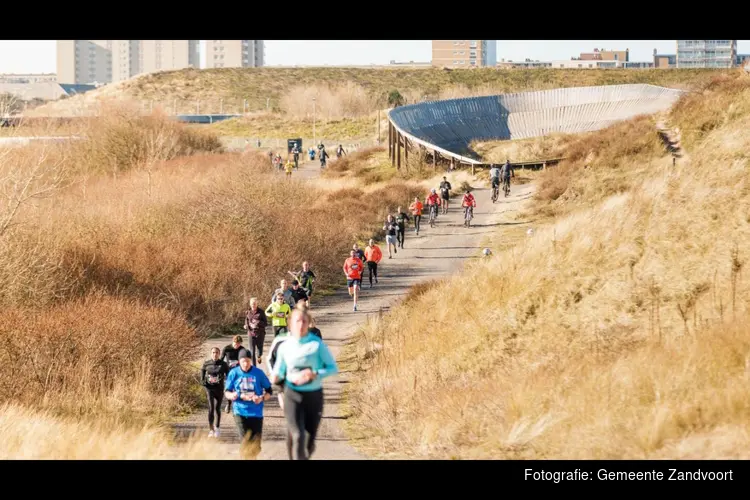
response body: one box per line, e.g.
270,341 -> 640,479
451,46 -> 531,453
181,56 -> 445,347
343,249 -> 364,312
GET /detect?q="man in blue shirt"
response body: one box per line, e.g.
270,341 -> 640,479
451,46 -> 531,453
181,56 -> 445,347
224,349 -> 272,459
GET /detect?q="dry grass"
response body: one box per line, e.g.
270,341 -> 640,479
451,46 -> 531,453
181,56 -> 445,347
344,74 -> 750,459
0,403 -> 222,459
27,67 -> 731,118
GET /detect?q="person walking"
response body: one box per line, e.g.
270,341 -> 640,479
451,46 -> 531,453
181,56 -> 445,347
266,293 -> 292,337
364,239 -> 382,287
271,307 -> 339,460
224,349 -> 272,459
395,206 -> 410,249
201,347 -> 229,438
343,250 -> 364,311
383,215 -> 399,258
244,297 -> 268,366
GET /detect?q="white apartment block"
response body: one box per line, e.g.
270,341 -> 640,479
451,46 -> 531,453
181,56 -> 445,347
205,40 -> 264,68
57,40 -> 199,84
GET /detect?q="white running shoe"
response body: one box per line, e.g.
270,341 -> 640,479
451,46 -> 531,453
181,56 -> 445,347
214,428 -> 220,438
208,430 -> 215,438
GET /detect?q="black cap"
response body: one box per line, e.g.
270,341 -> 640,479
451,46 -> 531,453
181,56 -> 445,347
238,349 -> 251,360
292,279 -> 299,286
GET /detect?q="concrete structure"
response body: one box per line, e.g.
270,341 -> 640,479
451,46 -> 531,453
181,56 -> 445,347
57,40 -> 199,84
736,54 -> 750,66
676,40 -> 737,68
205,40 -> 264,68
431,40 -> 497,68
387,84 -> 685,167
579,48 -> 629,62
653,49 -> 676,68
0,82 -> 96,102
0,73 -> 57,84
140,40 -> 199,74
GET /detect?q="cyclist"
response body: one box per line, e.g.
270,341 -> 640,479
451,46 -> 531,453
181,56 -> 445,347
383,215 -> 399,258
201,346 -> 229,438
489,163 -> 501,199
461,188 -> 477,226
224,348 -> 272,459
426,189 -> 441,225
221,335 -> 246,413
343,250 -> 364,311
265,293 -> 292,337
364,238 -> 382,287
409,196 -> 424,235
271,306 -> 339,460
244,297 -> 268,366
439,176 -> 452,214
500,159 -> 514,196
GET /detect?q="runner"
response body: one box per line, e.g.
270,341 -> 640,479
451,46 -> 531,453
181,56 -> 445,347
352,243 -> 366,263
383,215 -> 399,258
336,144 -> 346,158
244,297 -> 268,366
364,238 -> 382,287
308,316 -> 322,339
271,279 -> 296,309
285,158 -> 294,179
395,206 -> 410,249
288,262 -> 316,307
292,145 -> 300,170
439,176 -> 452,214
265,293 -> 292,336
271,306 -> 339,460
224,349 -> 272,459
343,250 -> 364,311
319,146 -> 329,168
289,280 -> 309,308
220,335 -> 246,413
201,346 -> 229,438
409,196 -> 424,235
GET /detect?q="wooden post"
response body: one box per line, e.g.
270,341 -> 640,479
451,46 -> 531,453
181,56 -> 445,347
433,149 -> 437,170
404,137 -> 409,164
396,132 -> 401,170
388,122 -> 392,159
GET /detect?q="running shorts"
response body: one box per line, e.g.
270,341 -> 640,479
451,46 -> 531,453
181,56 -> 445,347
347,278 -> 361,288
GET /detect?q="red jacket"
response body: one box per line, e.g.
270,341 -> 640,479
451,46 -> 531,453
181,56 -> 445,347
343,257 -> 364,279
426,193 -> 441,205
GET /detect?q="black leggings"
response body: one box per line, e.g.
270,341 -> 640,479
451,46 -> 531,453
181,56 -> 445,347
249,331 -> 265,363
234,414 -> 263,459
413,215 -> 421,233
283,388 -> 324,460
205,385 -> 223,429
397,226 -> 405,247
367,261 -> 378,285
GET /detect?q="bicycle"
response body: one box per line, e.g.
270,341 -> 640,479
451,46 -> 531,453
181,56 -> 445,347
463,206 -> 473,227
491,180 -> 499,203
429,204 -> 438,227
503,177 -> 511,197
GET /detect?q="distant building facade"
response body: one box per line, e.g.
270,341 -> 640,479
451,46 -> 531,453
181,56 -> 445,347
676,40 -> 737,68
205,40 -> 264,68
0,73 -> 57,84
578,48 -> 629,62
431,40 -> 497,68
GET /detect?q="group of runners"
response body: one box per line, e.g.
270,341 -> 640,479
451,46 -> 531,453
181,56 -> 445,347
268,143 -> 348,176
198,160 -> 515,459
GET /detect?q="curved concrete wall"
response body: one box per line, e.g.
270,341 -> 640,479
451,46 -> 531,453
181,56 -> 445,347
388,84 -> 686,163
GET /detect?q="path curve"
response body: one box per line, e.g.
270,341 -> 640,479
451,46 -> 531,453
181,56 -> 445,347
172,156 -> 535,459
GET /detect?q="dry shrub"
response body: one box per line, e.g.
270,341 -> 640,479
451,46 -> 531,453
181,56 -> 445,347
69,102 -> 223,177
0,294 -> 200,419
280,83 -> 378,120
345,70 -> 750,460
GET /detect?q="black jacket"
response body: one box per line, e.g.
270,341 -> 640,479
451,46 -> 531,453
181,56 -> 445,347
201,359 -> 229,388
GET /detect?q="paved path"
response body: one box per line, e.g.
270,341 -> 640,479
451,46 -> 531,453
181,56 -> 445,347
172,159 -> 535,459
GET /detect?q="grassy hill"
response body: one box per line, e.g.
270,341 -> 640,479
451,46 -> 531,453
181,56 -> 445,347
344,71 -> 750,459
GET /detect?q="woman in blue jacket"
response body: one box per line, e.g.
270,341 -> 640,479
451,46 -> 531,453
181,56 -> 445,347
271,305 -> 338,460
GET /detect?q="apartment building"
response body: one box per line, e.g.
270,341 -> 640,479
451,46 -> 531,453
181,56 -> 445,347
57,40 -> 112,84
676,40 -> 737,68
578,48 -> 629,62
0,73 -> 57,84
205,40 -> 264,68
431,40 -> 497,68
57,40 -> 199,84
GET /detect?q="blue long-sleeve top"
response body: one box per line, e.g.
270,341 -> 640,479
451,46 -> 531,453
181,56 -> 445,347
271,334 -> 338,392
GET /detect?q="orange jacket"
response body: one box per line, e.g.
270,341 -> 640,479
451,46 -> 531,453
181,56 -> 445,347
343,257 -> 364,279
409,201 -> 423,216
365,245 -> 382,263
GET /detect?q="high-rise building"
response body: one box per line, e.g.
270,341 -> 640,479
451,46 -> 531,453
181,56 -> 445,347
676,40 -> 737,68
140,40 -> 199,74
56,40 -> 112,84
431,40 -> 497,68
205,40 -> 265,68
56,40 -> 199,84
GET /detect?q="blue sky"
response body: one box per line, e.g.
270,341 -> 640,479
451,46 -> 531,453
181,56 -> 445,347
1,40 -> 749,73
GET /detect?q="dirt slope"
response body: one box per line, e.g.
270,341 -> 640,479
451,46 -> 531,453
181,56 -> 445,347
172,159 -> 535,459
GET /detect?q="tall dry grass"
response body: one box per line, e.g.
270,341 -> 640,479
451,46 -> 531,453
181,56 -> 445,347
280,83 -> 379,120
345,74 -> 750,459
0,403 -> 221,459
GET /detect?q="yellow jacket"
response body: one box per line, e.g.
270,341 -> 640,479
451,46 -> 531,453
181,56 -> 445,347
285,161 -> 294,173
265,302 -> 291,327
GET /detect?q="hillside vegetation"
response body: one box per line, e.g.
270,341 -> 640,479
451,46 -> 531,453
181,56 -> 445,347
26,67 -> 728,140
345,72 -> 750,459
